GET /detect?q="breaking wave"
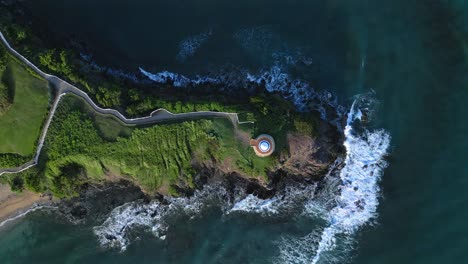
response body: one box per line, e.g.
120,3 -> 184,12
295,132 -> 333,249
94,185 -> 229,251
88,32 -> 389,261
93,183 -> 318,251
272,96 -> 390,264
227,184 -> 318,216
246,65 -> 346,124
139,67 -> 221,87
90,47 -> 390,261
138,26 -> 346,124
138,64 -> 346,126
0,204 -> 57,229
312,97 -> 390,263
80,53 -> 141,82
93,94 -> 390,263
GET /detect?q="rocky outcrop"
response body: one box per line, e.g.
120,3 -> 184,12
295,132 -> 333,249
185,119 -> 345,200
58,180 -> 147,224
57,116 -> 344,222
281,119 -> 344,180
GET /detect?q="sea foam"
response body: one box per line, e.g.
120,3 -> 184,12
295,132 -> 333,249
138,64 -> 346,127
93,183 -> 320,251
93,95 -> 390,263
228,184 -> 318,216
98,45 -> 388,263
93,185 -> 229,251
0,204 -> 57,229
274,96 -> 390,264
311,96 -> 390,263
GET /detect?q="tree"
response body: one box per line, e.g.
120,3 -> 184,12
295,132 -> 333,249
9,175 -> 24,192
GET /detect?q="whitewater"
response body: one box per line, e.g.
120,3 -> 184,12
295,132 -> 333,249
308,97 -> 390,264
91,77 -> 390,263
75,28 -> 391,263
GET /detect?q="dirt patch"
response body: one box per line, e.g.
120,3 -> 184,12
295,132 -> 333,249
218,156 -> 235,173
283,133 -> 330,178
234,128 -> 251,146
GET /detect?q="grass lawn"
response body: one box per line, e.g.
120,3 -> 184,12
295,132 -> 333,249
0,55 -> 50,156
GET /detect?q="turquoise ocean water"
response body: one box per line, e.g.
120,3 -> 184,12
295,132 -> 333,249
0,1 -> 467,263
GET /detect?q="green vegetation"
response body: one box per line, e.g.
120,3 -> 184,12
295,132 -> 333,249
0,15 -> 256,118
0,44 -> 50,161
38,49 -> 91,92
0,11 -> 322,198
0,172 -> 26,193
0,14 -> 318,143
18,95 -> 281,198
0,165 -> 46,194
126,96 -> 239,116
7,174 -> 24,193
96,84 -> 121,108
92,113 -> 132,141
0,75 -> 11,114
22,167 -> 45,193
0,44 -> 12,114
207,119 -> 277,177
0,153 -> 30,168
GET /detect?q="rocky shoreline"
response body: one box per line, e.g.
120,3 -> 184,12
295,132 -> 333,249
59,130 -> 345,225
0,0 -> 346,226
37,88 -> 346,224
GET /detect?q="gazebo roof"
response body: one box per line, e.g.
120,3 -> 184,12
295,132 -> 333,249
249,134 -> 275,157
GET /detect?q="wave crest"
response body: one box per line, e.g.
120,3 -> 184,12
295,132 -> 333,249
93,183 -> 320,251
92,94 -> 390,263
308,96 -> 391,264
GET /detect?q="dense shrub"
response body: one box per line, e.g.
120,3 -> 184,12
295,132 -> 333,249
0,153 -> 31,168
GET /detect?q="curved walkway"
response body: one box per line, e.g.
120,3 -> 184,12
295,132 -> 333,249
0,31 -> 249,176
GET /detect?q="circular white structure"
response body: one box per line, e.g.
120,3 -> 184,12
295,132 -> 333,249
259,140 -> 271,152
250,134 -> 275,157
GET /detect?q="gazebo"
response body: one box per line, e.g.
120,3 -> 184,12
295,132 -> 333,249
249,134 -> 275,157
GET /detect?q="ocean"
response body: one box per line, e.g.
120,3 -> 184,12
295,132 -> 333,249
0,0 -> 467,263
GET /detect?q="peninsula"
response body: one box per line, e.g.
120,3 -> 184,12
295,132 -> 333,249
0,17 -> 343,201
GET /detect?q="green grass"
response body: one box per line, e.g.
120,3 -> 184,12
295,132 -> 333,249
93,114 -> 133,141
42,97 -> 214,195
0,54 -> 50,156
30,95 -> 281,197
0,20 -> 324,196
207,119 -> 277,180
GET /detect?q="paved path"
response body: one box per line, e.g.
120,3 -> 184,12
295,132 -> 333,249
0,31 -> 248,176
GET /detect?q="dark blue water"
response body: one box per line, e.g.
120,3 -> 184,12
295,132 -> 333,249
1,0 -> 467,263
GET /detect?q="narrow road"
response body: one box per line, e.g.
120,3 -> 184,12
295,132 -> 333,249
0,31 -> 247,176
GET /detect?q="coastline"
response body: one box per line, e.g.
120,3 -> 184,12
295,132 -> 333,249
0,29 -> 246,177
0,184 -> 51,225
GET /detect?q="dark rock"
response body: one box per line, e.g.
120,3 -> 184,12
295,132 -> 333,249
224,173 -> 275,199
70,204 -> 87,218
58,179 -> 146,224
